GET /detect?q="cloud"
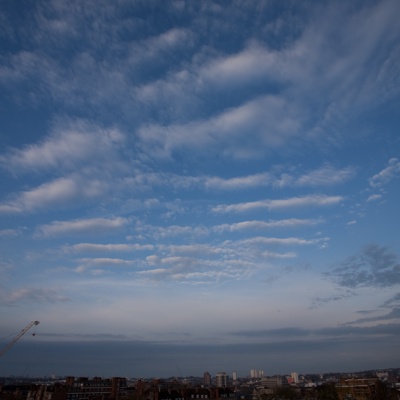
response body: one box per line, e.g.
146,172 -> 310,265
369,158 -> 400,187
134,223 -> 209,240
132,0 -> 400,160
204,172 -> 272,190
200,41 -> 279,86
1,176 -> 109,214
240,236 -> 326,247
127,164 -> 357,194
231,322 -> 400,340
137,243 -> 265,284
0,122 -> 126,173
341,308 -> 400,325
295,164 -> 356,187
231,327 -> 311,338
141,28 -> 194,56
138,259 -> 252,284
382,293 -> 400,307
0,229 -> 20,237
75,258 -> 135,273
262,251 -> 297,259
36,217 -> 129,237
0,121 -> 131,214
0,287 -> 70,306
212,195 -> 343,213
311,292 -> 355,308
2,0 -> 399,164
137,94 -> 303,160
67,243 -> 154,253
203,165 -> 355,190
367,194 -> 383,202
214,218 -> 321,232
327,244 -> 400,289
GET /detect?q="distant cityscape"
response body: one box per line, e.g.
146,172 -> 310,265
1,367 -> 399,400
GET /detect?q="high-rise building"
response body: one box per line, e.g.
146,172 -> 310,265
204,371 -> 211,386
232,371 -> 237,382
216,372 -> 228,387
291,372 -> 299,384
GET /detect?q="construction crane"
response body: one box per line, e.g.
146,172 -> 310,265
0,321 -> 40,357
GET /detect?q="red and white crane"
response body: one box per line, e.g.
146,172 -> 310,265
0,321 -> 40,357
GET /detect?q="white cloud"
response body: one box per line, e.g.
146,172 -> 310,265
78,258 -> 134,266
369,158 -> 400,187
0,175 -> 108,214
214,218 -> 321,232
201,41 -> 281,86
36,217 -> 129,237
1,122 -> 125,173
367,194 -> 383,202
143,28 -> 193,54
295,165 -> 356,187
135,223 -> 209,240
166,244 -> 227,257
0,229 -> 20,237
240,236 -> 325,246
204,172 -> 272,190
137,94 -> 302,160
212,195 -> 343,213
68,243 -> 154,253
261,251 -> 297,259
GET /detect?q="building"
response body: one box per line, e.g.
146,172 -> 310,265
232,372 -> 237,383
290,372 -> 299,384
261,376 -> 283,388
215,373 -> 228,388
65,376 -> 127,400
203,372 -> 211,387
336,378 -> 385,400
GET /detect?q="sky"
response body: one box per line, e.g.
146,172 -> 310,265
0,0 -> 400,379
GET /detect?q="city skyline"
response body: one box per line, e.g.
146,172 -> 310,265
1,0 -> 400,377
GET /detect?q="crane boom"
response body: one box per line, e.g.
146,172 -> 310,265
0,321 -> 40,357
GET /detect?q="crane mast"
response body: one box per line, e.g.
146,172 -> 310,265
0,321 -> 40,357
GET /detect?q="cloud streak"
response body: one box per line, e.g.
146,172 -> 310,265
36,217 -> 129,237
213,195 -> 343,213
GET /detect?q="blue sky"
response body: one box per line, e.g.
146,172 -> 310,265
0,0 -> 399,378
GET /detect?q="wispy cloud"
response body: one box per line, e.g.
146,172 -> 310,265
1,176 -> 109,213
0,122 -> 126,173
369,158 -> 400,188
341,308 -> 400,325
67,243 -> 154,253
213,195 -> 343,213
295,165 -> 356,187
136,93 -> 304,160
204,172 -> 272,190
327,244 -> 400,289
214,218 -> 322,232
0,287 -> 70,306
0,229 -> 20,237
36,217 -> 129,237
367,194 -> 383,202
75,258 -> 136,274
240,236 -> 327,246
